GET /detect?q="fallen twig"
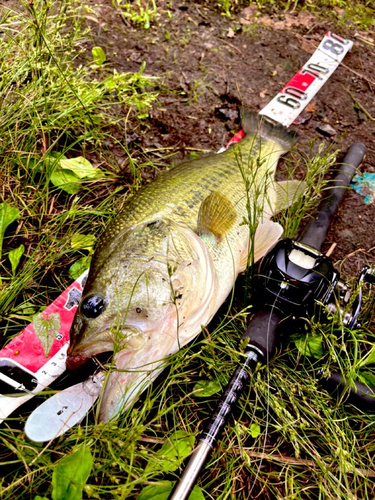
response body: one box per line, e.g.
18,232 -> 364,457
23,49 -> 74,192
345,88 -> 375,121
231,448 -> 375,477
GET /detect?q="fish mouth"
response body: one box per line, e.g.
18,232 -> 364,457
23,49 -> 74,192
66,339 -> 114,371
66,324 -> 144,371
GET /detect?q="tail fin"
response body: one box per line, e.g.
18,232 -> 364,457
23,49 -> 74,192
241,110 -> 298,152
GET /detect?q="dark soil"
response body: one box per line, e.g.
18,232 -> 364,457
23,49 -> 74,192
83,0 -> 375,281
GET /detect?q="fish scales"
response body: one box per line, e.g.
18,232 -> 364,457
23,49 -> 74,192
67,112 -> 304,422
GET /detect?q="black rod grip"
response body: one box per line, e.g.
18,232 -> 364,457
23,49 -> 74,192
321,372 -> 375,411
299,143 -> 366,251
241,308 -> 282,359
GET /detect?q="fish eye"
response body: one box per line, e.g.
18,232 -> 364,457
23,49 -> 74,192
81,294 -> 105,319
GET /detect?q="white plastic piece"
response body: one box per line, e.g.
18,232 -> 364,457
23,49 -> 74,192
24,371 -> 105,442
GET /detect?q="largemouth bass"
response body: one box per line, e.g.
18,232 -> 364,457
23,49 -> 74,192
67,112 -> 303,422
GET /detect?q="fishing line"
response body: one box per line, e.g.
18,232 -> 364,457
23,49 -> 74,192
0,372 -> 35,396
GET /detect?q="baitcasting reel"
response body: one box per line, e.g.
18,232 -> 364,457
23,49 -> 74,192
258,238 -> 375,331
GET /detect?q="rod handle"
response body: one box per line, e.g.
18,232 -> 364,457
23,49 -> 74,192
241,307 -> 282,359
321,372 -> 375,411
168,441 -> 212,500
168,350 -> 260,500
299,143 -> 366,251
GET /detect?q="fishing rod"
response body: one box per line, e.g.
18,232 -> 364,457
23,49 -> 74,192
168,142 -> 373,500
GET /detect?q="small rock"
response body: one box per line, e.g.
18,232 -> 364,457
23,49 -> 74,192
316,123 -> 337,137
293,113 -> 312,125
341,228 -> 355,241
214,105 -> 239,122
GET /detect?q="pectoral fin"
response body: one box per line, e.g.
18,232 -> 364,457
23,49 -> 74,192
197,191 -> 237,242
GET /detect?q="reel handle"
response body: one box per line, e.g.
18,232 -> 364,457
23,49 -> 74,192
299,143 -> 366,252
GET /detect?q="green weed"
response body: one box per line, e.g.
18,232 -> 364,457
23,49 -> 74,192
0,0 -> 160,335
113,0 -> 159,29
276,141 -> 338,239
215,0 -> 374,30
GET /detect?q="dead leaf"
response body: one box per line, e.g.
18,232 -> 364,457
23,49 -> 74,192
333,6 -> 345,15
240,5 -> 258,21
273,20 -> 287,29
84,15 -> 101,24
259,89 -> 268,98
258,11 -> 316,31
283,14 -> 295,28
305,103 -> 316,113
300,38 -> 315,54
258,16 -> 272,27
296,11 -> 316,27
227,27 -> 235,38
354,32 -> 374,46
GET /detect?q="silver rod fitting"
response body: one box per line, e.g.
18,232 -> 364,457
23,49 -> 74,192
168,440 -> 212,500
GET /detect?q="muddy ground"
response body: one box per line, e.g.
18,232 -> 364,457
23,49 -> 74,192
82,0 -> 375,282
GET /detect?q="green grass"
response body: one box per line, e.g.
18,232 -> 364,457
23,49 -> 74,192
216,0 -> 374,30
0,0 -> 160,330
1,1 -> 375,500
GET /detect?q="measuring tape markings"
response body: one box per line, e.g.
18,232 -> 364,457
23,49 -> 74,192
260,32 -> 353,126
0,271 -> 88,421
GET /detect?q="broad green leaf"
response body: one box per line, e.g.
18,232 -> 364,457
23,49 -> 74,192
52,447 -> 93,500
69,256 -> 92,280
138,482 -> 204,500
8,244 -> 25,275
44,152 -> 67,175
45,154 -> 103,194
33,312 -> 61,357
34,497 -> 50,500
358,371 -> 375,388
50,168 -> 81,194
188,485 -> 205,500
295,334 -> 323,359
71,234 -> 96,251
250,423 -> 261,438
11,301 -> 38,316
59,157 -> 103,180
193,379 -> 222,397
145,430 -> 194,473
92,46 -> 106,65
358,346 -> 375,368
20,156 -> 39,171
0,202 -> 20,259
137,482 -> 173,500
103,75 -> 116,91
